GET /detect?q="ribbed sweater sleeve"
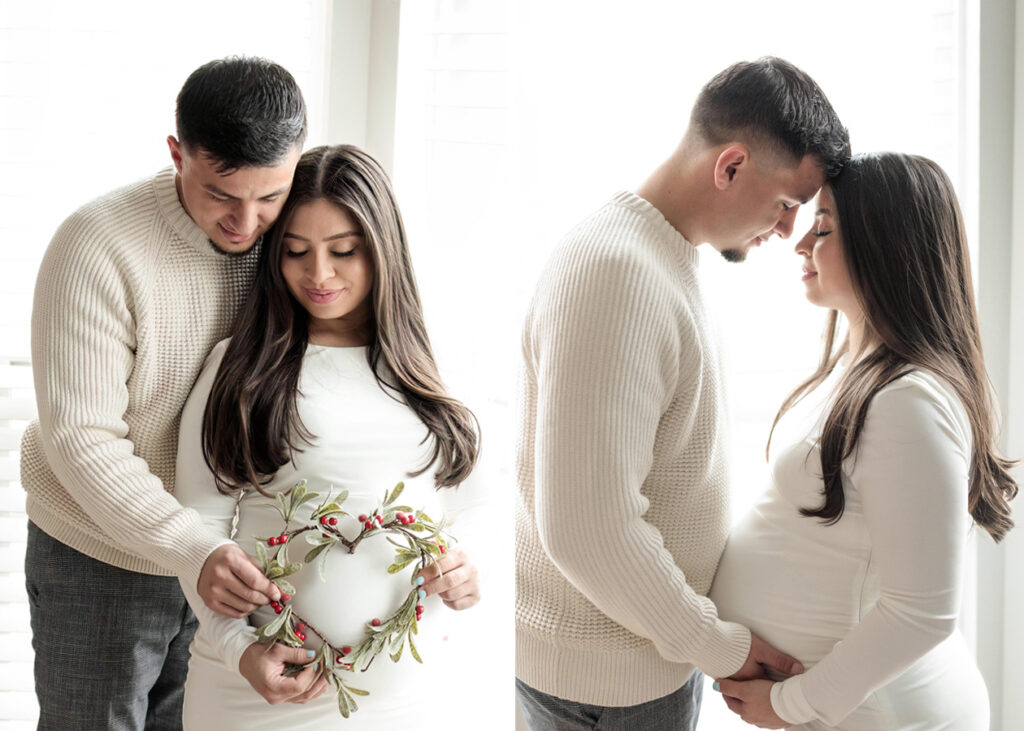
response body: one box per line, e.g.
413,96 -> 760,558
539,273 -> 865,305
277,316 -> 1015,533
30,206 -> 232,585
527,203 -> 749,679
22,170 -> 254,585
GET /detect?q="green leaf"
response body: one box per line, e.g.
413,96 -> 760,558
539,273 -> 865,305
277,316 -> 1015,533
272,578 -> 295,595
316,545 -> 331,582
304,541 -> 334,564
347,686 -> 369,696
266,566 -> 284,579
386,555 -> 418,574
389,632 -> 404,661
261,605 -> 291,637
385,481 -> 405,506
276,492 -> 290,519
408,635 -> 422,663
276,542 -> 289,566
254,541 -> 268,571
310,502 -> 344,520
337,688 -> 351,718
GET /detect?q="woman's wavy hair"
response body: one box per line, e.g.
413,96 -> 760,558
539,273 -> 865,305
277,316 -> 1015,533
202,144 -> 480,495
768,152 -> 1016,541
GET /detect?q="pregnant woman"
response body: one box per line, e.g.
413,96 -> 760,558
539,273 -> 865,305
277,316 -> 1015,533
710,153 -> 1017,730
174,145 -> 482,728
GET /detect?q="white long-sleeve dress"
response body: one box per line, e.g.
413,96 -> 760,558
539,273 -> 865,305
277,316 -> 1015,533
175,339 -> 472,729
710,366 -> 989,730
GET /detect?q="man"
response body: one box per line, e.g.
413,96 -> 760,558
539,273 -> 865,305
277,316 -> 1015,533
515,57 -> 850,730
21,57 -> 318,728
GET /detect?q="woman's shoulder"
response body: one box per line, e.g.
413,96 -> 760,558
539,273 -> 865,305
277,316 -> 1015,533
866,368 -> 970,446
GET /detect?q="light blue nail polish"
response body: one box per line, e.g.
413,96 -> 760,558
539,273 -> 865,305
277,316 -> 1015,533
416,576 -> 425,586
306,650 -> 315,658
313,662 -> 319,671
418,589 -> 426,599
712,681 -> 721,692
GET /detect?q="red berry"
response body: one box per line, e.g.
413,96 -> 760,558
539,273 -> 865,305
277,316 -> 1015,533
320,516 -> 328,525
341,646 -> 351,655
364,521 -> 373,530
281,592 -> 291,602
416,604 -> 424,612
322,532 -> 329,538
375,515 -> 383,524
439,545 -> 447,554
279,534 -> 288,544
296,622 -> 305,631
328,517 -> 338,526
268,536 -> 278,546
296,632 -> 306,641
358,514 -> 367,522
273,605 -> 283,614
371,618 -> 381,627
395,512 -> 405,522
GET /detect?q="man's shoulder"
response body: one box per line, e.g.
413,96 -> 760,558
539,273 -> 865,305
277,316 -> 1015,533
43,170 -> 171,270
62,171 -> 162,234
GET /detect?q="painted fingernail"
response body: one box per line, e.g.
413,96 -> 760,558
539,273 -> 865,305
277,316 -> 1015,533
712,681 -> 721,692
306,650 -> 315,658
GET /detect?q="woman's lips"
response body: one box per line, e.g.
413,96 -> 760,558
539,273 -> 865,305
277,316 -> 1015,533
306,289 -> 342,304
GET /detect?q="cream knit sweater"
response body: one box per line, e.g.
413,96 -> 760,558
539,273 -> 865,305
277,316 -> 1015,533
20,167 -> 257,590
515,191 -> 750,706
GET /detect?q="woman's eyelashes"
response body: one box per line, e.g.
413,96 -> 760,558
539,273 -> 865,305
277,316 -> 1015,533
813,230 -> 832,238
283,248 -> 358,259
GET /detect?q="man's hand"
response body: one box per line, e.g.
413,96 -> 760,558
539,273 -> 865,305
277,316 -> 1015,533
238,642 -> 328,705
417,549 -> 481,610
715,678 -> 789,729
729,632 -> 803,681
197,544 -> 281,618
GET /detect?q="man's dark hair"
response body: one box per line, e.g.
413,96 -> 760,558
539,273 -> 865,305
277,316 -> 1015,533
691,57 -> 850,178
175,56 -> 308,173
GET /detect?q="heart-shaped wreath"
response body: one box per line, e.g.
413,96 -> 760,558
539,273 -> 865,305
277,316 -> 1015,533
251,479 -> 452,718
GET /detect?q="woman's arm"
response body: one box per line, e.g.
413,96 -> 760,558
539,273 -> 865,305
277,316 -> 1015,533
175,340 -> 262,672
770,373 -> 973,726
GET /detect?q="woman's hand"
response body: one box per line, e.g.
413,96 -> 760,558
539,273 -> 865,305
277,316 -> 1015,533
715,678 -> 789,729
417,548 -> 480,610
238,642 -> 328,705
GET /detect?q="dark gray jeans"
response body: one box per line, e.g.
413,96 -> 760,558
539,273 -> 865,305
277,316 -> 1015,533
25,520 -> 197,730
516,672 -> 703,731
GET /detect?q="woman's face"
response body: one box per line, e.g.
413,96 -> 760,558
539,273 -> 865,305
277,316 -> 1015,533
794,185 -> 860,318
280,198 -> 375,346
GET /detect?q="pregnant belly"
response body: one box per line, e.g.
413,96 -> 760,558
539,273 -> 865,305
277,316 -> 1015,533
710,511 -> 863,667
239,509 -> 449,691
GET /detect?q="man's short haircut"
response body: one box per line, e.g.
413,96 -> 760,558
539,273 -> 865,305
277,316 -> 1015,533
175,56 -> 308,173
691,57 -> 850,178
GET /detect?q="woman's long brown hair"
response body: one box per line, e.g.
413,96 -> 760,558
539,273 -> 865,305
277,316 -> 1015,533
202,145 -> 479,495
769,152 -> 1016,541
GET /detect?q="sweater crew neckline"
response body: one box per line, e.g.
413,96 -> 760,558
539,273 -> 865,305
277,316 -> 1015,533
612,190 -> 700,269
152,167 -> 233,258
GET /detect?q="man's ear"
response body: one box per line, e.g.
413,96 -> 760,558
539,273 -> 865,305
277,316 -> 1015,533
713,144 -> 749,190
167,135 -> 184,174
